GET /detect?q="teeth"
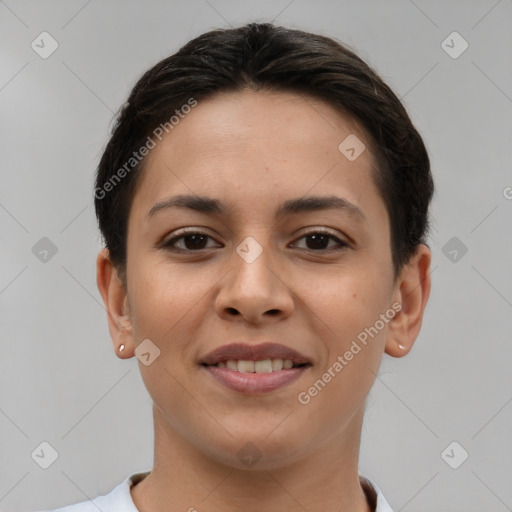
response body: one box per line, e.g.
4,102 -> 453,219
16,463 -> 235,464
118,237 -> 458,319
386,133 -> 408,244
215,359 -> 296,372
272,359 -> 283,371
254,360 -> 273,373
226,360 -> 238,371
238,360 -> 255,373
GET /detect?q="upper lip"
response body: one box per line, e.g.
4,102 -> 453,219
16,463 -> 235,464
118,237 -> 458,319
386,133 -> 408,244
199,342 -> 312,366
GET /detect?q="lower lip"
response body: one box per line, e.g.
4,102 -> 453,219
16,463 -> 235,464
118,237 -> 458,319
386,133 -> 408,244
203,365 -> 310,394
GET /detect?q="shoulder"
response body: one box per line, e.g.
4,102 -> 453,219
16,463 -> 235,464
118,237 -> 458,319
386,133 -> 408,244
31,471 -> 150,512
360,475 -> 394,512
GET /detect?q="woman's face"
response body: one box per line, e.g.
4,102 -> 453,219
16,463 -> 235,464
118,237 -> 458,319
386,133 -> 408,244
123,89 -> 399,468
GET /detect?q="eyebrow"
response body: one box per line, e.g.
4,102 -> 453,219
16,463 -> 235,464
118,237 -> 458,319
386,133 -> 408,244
148,194 -> 366,221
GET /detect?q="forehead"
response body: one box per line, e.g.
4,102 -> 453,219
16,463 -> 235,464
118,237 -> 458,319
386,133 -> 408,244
146,90 -> 369,168
130,89 -> 386,225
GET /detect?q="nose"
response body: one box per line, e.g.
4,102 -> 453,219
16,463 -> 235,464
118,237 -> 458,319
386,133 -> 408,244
214,243 -> 295,324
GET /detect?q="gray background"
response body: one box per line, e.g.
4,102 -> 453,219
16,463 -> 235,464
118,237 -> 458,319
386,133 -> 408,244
1,1 -> 511,511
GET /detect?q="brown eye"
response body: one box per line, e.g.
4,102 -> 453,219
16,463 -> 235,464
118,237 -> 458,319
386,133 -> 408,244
163,232 -> 220,251
293,231 -> 348,251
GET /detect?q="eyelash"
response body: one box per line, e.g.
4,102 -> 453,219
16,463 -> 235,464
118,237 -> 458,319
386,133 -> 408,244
162,228 -> 349,253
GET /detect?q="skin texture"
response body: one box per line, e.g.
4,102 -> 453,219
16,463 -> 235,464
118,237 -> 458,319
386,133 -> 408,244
97,89 -> 431,512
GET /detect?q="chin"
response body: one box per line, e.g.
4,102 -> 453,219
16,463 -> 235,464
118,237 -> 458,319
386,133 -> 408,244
199,428 -> 307,471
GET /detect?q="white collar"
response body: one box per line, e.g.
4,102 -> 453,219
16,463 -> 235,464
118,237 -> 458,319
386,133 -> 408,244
44,470 -> 394,511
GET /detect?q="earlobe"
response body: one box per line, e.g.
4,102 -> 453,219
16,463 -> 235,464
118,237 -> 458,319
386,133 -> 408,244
385,244 -> 432,358
96,248 -> 134,358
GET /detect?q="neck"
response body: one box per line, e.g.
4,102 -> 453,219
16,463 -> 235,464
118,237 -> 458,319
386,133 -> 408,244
131,404 -> 372,512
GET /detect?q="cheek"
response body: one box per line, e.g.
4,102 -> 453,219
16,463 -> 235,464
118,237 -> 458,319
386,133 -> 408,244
296,271 -> 389,427
128,259 -> 215,339
303,263 -> 391,350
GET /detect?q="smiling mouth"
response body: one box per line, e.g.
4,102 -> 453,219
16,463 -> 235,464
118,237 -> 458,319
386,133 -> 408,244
199,342 -> 313,393
201,359 -> 311,373
201,359 -> 312,394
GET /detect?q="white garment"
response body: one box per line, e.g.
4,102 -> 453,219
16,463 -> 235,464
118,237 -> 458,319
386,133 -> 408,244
33,471 -> 394,512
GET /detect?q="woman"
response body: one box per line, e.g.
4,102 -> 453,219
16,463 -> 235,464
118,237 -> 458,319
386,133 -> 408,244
37,22 -> 433,512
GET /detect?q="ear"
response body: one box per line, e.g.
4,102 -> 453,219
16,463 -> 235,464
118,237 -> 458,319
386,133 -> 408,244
96,248 -> 134,358
385,244 -> 432,358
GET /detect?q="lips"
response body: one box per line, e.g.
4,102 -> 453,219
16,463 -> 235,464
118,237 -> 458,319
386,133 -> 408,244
199,342 -> 312,366
199,342 -> 312,394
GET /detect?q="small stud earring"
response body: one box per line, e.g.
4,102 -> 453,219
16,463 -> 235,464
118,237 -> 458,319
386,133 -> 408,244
397,343 -> 405,350
119,344 -> 125,353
